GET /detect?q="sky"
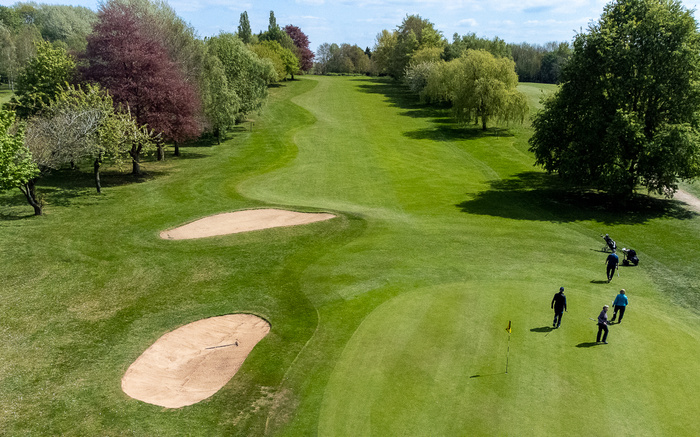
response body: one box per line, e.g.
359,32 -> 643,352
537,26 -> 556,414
2,0 -> 699,52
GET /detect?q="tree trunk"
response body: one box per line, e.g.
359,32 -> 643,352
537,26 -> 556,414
94,156 -> 102,194
132,159 -> 141,175
156,137 -> 165,161
173,141 -> 180,157
19,179 -> 43,215
130,143 -> 143,175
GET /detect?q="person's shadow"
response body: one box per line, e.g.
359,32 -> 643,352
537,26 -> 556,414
530,326 -> 554,333
590,280 -> 609,284
576,342 -> 600,348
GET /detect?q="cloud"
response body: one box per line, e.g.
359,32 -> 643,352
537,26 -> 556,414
523,5 -> 554,14
458,18 -> 478,27
296,0 -> 326,5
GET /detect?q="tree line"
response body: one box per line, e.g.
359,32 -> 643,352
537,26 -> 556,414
0,1 -> 314,215
315,19 -> 570,85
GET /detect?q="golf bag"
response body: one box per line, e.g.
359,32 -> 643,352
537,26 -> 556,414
602,234 -> 616,252
622,248 -> 639,266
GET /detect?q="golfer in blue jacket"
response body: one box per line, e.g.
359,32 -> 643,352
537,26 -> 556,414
611,289 -> 629,323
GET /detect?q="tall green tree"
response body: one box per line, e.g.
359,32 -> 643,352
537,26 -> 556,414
376,14 -> 445,79
529,0 -> 700,197
251,40 -> 299,81
6,40 -> 75,119
200,49 -> 239,143
206,33 -> 274,121
238,11 -> 252,44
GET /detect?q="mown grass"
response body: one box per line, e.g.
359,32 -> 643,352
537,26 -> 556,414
2,77 -> 700,436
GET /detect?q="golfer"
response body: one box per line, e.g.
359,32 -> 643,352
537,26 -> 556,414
605,250 -> 619,283
611,289 -> 629,323
597,305 -> 610,344
551,287 -> 567,328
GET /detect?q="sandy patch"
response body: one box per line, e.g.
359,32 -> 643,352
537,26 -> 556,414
122,314 -> 270,408
675,189 -> 700,213
160,208 -> 336,240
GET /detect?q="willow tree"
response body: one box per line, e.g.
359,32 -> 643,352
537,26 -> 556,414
529,0 -> 700,197
426,49 -> 527,130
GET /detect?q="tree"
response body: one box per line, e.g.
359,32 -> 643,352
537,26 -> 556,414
259,10 -> 294,51
314,42 -> 333,74
104,0 -> 211,154
372,29 -> 397,76
200,49 -> 239,144
0,22 -> 41,90
529,0 -> 700,197
386,15 -> 445,79
284,24 -> 314,71
33,4 -> 96,53
251,40 -> 299,81
429,50 -> 527,130
238,11 -> 252,44
446,33 -> 511,60
7,40 -> 76,119
0,108 -> 40,214
30,84 -> 139,193
206,33 -> 273,121
82,1 -> 202,171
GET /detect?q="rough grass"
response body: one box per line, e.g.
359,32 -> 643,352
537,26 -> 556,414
1,77 -> 700,436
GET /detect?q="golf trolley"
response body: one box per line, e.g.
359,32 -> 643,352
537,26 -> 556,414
622,248 -> 639,266
601,234 -> 616,253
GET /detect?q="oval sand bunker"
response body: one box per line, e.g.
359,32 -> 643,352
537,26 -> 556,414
122,314 -> 270,408
160,208 -> 336,240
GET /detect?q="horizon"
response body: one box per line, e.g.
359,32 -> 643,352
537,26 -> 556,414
1,0 -> 699,52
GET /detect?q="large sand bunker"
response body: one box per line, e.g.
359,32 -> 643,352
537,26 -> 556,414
122,314 -> 271,408
160,208 -> 336,240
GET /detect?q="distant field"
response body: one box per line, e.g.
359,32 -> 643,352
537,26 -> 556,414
1,77 -> 699,436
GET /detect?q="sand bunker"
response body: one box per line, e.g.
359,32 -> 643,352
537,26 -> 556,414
122,314 -> 270,408
160,208 -> 336,240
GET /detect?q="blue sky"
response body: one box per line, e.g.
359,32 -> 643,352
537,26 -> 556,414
2,0 -> 699,52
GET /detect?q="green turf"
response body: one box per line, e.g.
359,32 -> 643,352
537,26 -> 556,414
1,76 -> 700,436
0,84 -> 13,105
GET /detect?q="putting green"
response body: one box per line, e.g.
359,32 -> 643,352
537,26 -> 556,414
318,281 -> 700,435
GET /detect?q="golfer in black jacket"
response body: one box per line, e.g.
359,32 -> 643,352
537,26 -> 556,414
551,287 -> 567,328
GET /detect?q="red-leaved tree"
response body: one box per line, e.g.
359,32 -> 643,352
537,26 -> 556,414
82,1 -> 202,172
284,25 -> 314,72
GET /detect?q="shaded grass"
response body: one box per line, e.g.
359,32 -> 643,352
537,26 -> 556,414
0,84 -> 12,105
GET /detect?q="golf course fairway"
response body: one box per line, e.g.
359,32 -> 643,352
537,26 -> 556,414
1,76 -> 699,436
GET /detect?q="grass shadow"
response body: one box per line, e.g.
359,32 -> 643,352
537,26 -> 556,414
353,77 -> 452,122
29,168 -> 171,208
404,125 -> 513,142
530,326 -> 554,333
456,171 -> 698,225
353,77 -> 520,139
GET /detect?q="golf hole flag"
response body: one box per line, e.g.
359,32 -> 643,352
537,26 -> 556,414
506,321 -> 512,334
